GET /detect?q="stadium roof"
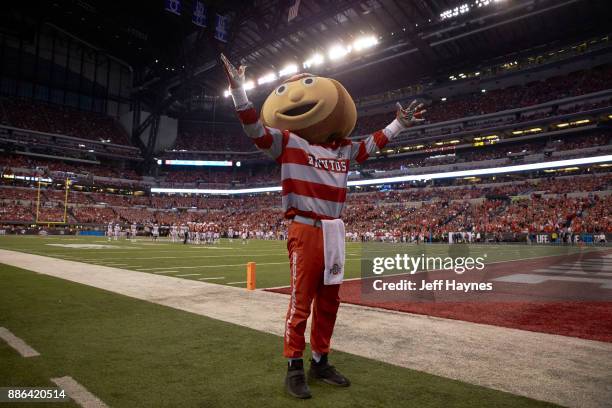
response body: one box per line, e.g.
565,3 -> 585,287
3,0 -> 610,101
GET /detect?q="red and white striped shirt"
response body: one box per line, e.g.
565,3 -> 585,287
238,106 -> 402,220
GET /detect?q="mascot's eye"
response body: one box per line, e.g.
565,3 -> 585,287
275,85 -> 287,95
302,77 -> 316,87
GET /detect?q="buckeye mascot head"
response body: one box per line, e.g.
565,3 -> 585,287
260,73 -> 357,144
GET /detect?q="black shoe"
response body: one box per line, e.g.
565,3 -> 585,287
285,359 -> 312,399
309,354 -> 351,387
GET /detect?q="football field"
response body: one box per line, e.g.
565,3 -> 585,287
0,235 -> 602,289
1,235 -> 611,407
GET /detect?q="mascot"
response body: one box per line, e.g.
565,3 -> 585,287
221,54 -> 426,399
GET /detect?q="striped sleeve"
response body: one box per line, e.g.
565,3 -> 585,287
237,104 -> 286,161
350,118 -> 405,164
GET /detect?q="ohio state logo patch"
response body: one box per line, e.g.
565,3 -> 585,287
330,263 -> 342,275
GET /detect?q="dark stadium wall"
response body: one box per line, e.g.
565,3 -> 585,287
0,24 -> 132,118
119,111 -> 177,153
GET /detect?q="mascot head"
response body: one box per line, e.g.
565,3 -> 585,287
260,73 -> 357,144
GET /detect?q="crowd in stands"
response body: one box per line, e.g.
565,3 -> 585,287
1,173 -> 610,239
359,131 -> 610,173
1,126 -> 610,192
160,166 -> 280,187
173,124 -> 256,152
0,98 -> 130,145
0,154 -> 141,182
354,65 -> 612,135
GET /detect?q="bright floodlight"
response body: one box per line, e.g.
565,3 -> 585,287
279,64 -> 298,77
328,44 -> 351,60
223,89 -> 231,97
244,80 -> 255,90
257,72 -> 277,85
353,36 -> 378,51
440,3 -> 470,20
303,53 -> 324,69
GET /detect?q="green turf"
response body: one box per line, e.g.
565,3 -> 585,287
0,235 -> 603,288
0,263 -> 557,407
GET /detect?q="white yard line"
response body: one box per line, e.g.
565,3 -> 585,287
198,277 -> 225,280
0,327 -> 40,357
226,281 -> 247,285
135,258 -> 361,271
135,262 -> 288,271
1,249 -> 611,408
51,376 -> 108,408
176,273 -> 201,277
152,271 -> 180,274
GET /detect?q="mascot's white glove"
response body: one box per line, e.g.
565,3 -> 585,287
220,53 -> 250,110
385,99 -> 427,135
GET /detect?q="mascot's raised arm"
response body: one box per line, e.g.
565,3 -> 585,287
220,53 -> 426,400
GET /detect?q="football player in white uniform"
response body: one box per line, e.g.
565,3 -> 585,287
130,223 -> 138,242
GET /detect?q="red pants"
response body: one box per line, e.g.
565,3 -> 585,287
284,221 -> 341,358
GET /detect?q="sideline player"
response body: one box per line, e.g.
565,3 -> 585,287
113,223 -> 121,241
130,222 -> 138,242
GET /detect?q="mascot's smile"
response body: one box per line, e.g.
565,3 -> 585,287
276,101 -> 322,119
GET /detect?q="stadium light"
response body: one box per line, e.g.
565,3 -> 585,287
303,53 -> 324,69
476,0 -> 505,6
257,72 -> 277,85
279,64 -> 298,77
243,80 -> 255,90
223,89 -> 231,98
150,155 -> 612,195
328,44 -> 351,60
353,36 -> 378,51
440,4 -> 470,20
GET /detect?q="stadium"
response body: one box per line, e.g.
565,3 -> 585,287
0,0 -> 611,406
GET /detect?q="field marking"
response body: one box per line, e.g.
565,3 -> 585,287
0,327 -> 40,358
134,262 -> 288,271
176,273 -> 201,277
227,281 -> 247,285
124,253 -> 289,260
134,258 -> 362,272
51,376 -> 108,408
153,271 -> 180,274
198,277 -> 225,280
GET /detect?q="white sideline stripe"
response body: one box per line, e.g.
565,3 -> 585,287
0,327 -> 40,357
51,376 -> 108,408
176,273 -> 201,277
153,271 -> 180,274
198,277 -> 225,280
227,281 -> 247,285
